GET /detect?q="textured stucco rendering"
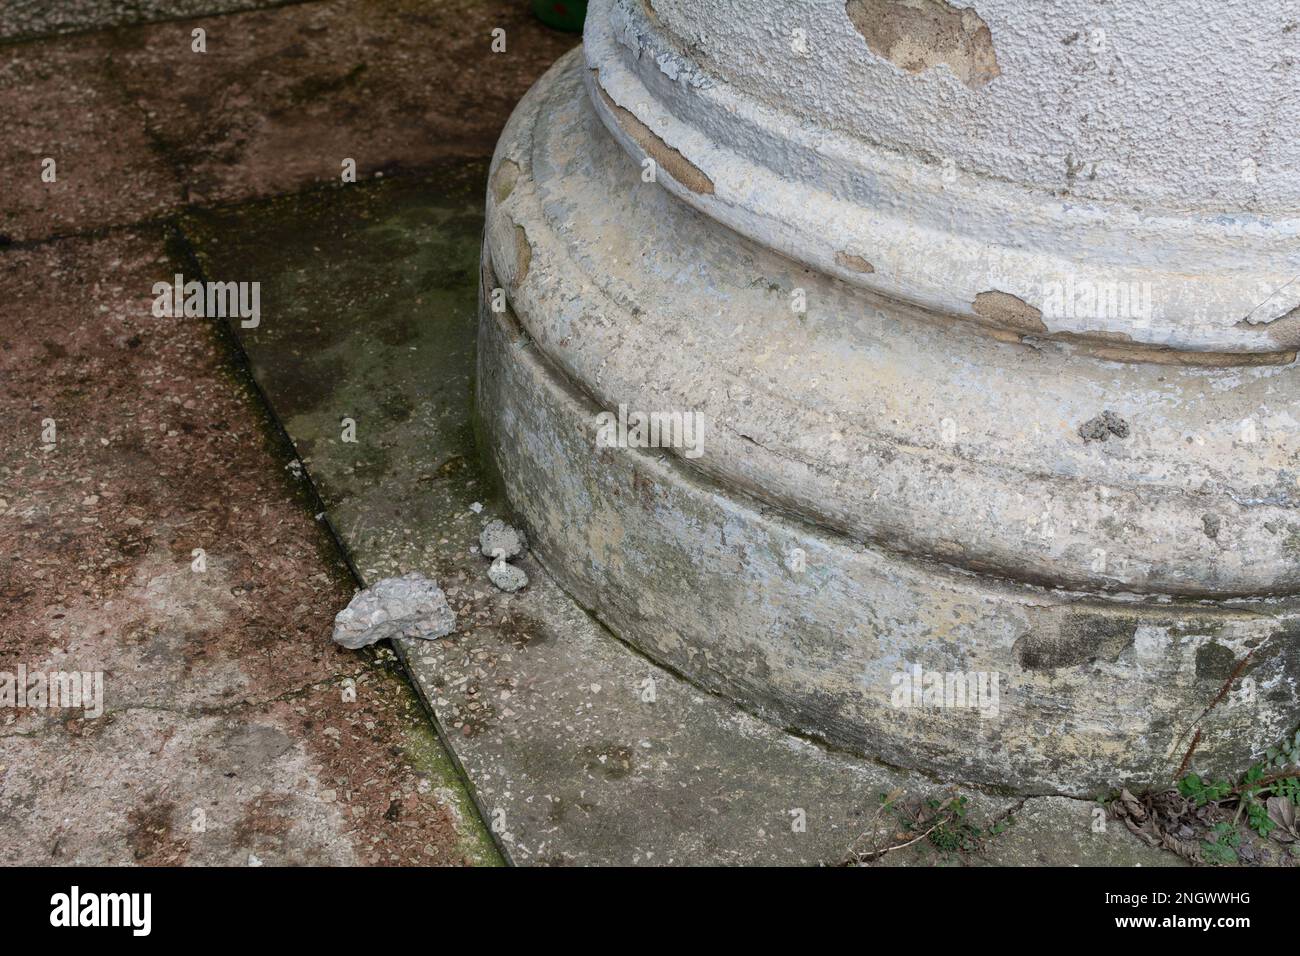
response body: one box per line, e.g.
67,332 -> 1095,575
584,0 -> 1300,353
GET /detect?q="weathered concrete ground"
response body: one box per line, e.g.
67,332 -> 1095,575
0,226 -> 497,865
0,0 -> 572,865
0,0 -> 574,241
4,0 -> 1288,868
173,155 -> 1189,865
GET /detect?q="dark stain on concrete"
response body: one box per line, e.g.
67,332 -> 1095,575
375,317 -> 419,348
1194,641 -> 1238,682
488,608 -> 550,648
379,391 -> 415,424
582,744 -> 635,780
1015,614 -> 1137,671
126,797 -> 185,864
266,354 -> 350,421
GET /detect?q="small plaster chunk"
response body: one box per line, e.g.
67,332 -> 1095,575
1078,410 -> 1130,443
479,519 -> 529,592
331,572 -> 457,649
488,560 -> 529,592
480,519 -> 527,561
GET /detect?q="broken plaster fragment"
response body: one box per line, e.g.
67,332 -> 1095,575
480,519 -> 527,561
331,572 -> 457,649
488,559 -> 529,593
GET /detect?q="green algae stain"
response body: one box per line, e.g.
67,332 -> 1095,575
401,709 -> 504,867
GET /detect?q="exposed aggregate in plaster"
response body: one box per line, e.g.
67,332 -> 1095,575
596,84 -> 715,194
1239,307 -> 1300,350
835,251 -> 876,274
972,289 -> 1047,334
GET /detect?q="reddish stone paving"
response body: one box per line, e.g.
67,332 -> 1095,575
107,0 -> 574,206
0,31 -> 182,242
0,0 -> 571,865
0,230 -> 485,865
0,0 -> 575,240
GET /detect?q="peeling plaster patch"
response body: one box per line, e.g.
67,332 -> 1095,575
1114,347 -> 1297,368
845,0 -> 1002,89
835,251 -> 875,273
635,1 -> 712,88
971,289 -> 1046,334
1046,331 -> 1297,368
513,224 -> 532,284
492,159 -> 521,202
1237,305 -> 1300,349
1048,328 -> 1135,345
596,85 -> 715,195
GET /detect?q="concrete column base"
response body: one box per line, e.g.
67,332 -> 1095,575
477,50 -> 1300,796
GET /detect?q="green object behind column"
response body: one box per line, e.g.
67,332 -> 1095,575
532,0 -> 587,33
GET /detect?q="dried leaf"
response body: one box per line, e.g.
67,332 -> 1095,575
1266,796 -> 1298,842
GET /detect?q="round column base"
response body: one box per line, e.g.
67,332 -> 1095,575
476,50 -> 1300,796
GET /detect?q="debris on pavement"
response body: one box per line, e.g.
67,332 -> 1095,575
487,559 -> 529,593
478,518 -> 529,592
479,518 -> 527,560
332,572 -> 458,649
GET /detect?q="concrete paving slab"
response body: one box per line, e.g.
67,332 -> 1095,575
105,0 -> 575,206
0,31 -> 184,241
179,167 -> 1187,866
0,227 -> 496,866
0,0 -> 309,43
